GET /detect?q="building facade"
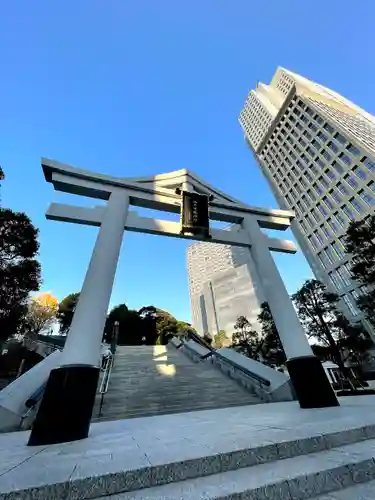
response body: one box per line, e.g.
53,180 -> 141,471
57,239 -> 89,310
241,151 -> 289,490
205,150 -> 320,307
239,67 -> 375,336
186,228 -> 265,339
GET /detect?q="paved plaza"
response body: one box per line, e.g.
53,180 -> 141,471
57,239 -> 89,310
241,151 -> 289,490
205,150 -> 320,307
1,396 -> 375,498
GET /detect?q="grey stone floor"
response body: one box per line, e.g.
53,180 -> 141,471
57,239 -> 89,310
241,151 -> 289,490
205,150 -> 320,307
1,396 -> 375,496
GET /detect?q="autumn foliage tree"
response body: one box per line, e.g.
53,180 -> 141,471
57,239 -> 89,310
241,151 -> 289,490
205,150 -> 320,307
25,292 -> 59,337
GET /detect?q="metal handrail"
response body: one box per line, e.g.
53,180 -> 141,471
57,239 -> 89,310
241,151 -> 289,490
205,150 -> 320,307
98,354 -> 114,417
19,382 -> 47,429
187,332 -> 271,387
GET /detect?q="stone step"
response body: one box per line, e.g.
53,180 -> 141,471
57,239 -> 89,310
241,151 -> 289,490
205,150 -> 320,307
93,343 -> 261,423
313,479 -> 375,498
96,438 -> 375,499
3,421 -> 374,500
91,400 -> 259,422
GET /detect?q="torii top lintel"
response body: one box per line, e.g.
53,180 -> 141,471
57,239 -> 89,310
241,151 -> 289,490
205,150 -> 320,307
41,157 -> 295,231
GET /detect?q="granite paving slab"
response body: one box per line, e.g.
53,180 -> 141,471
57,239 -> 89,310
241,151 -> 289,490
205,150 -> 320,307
0,397 -> 375,499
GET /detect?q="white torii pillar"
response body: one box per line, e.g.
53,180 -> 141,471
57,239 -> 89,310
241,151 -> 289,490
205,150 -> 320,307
242,216 -> 338,408
28,190 -> 129,446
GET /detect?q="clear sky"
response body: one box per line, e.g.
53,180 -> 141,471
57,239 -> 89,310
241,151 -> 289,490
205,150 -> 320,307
1,1 -> 375,323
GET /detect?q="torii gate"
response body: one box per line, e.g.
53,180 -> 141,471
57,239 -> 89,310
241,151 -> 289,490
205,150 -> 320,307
29,158 -> 338,446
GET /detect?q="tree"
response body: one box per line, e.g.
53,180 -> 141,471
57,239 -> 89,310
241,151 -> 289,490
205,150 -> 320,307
214,330 -> 227,348
57,293 -> 80,334
25,292 -> 58,338
104,303 -> 143,345
257,302 -> 286,367
292,279 -> 365,388
0,204 -> 41,345
232,316 -> 258,358
345,216 -> 375,327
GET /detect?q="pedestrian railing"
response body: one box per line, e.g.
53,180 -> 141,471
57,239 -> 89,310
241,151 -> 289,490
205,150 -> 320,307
181,332 -> 272,402
98,354 -> 114,417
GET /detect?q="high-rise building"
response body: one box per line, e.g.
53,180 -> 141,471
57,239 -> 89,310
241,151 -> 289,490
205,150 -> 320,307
187,227 -> 265,339
239,67 -> 375,337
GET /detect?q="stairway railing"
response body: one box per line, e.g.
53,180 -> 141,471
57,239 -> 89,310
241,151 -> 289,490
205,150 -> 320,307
98,353 -> 114,417
180,332 -> 272,402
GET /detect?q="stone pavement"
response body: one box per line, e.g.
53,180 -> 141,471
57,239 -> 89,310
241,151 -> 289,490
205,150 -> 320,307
1,396 -> 375,499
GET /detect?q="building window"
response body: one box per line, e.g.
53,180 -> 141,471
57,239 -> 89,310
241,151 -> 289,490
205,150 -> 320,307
318,252 -> 327,269
342,205 -> 354,219
368,182 -> 375,193
353,166 -> 367,181
311,209 -> 321,223
321,225 -> 332,240
314,230 -> 324,245
318,204 -> 328,217
306,214 -> 315,227
350,197 -> 364,214
309,122 -> 318,132
332,160 -> 344,174
329,271 -> 342,291
328,141 -> 339,153
307,189 -> 316,202
344,174 -> 358,189
318,131 -> 329,142
337,182 -> 350,196
314,183 -> 323,196
308,235 -> 317,250
325,169 -> 336,181
316,157 -> 325,169
304,130 -> 313,141
322,150 -> 332,161
324,247 -> 334,264
323,123 -> 335,134
332,241 -> 345,260
343,295 -> 359,316
323,196 -> 334,210
334,211 -> 346,228
347,144 -> 361,156
306,106 -> 314,117
330,189 -> 342,204
305,170 -> 314,183
362,157 -> 375,173
339,153 -> 352,166
306,146 -> 315,158
337,266 -> 351,286
359,189 -> 375,206
299,220 -> 308,233
327,218 -> 338,232
319,176 -> 329,189
334,132 -> 347,145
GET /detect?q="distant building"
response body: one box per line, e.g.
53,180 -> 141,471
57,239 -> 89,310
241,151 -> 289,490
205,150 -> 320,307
239,67 -> 375,338
186,227 -> 265,339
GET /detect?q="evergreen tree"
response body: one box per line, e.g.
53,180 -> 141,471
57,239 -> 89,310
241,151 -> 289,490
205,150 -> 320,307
232,316 -> 258,358
57,292 -> 80,334
292,279 -> 367,388
257,302 -> 286,367
0,169 -> 41,344
345,216 -> 375,328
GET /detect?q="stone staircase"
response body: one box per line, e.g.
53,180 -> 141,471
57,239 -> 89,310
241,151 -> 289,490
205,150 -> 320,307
92,344 -> 261,422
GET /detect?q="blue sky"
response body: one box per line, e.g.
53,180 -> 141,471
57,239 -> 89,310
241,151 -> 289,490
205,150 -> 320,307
1,1 -> 375,323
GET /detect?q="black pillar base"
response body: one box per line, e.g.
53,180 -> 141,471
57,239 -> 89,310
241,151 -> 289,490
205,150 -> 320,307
286,355 -> 339,409
28,365 -> 99,446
